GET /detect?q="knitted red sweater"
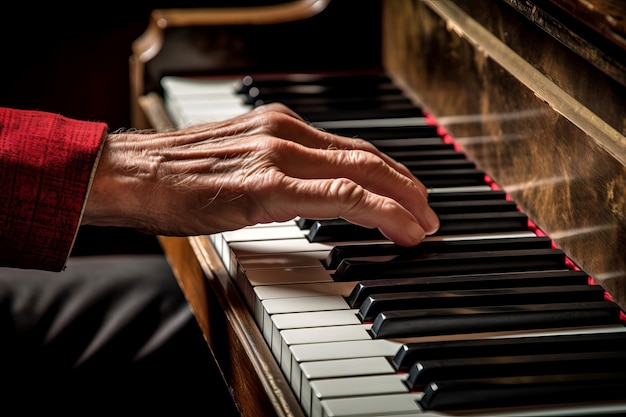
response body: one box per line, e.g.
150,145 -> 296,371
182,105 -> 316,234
0,107 -> 107,271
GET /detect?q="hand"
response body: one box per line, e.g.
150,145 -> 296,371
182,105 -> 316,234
83,103 -> 440,246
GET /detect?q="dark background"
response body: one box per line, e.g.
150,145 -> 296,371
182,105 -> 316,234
0,2 -> 284,255
0,1 -> 382,256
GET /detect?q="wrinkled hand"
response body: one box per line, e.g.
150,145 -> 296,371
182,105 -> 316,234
84,103 -> 439,246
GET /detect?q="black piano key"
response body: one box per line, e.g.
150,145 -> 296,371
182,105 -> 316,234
358,284 -> 605,321
435,212 -> 529,234
431,199 -> 519,214
236,73 -> 397,94
326,236 -> 552,270
299,106 -> 424,123
349,270 -> 591,309
321,125 -> 440,140
385,148 -> 465,162
333,248 -> 565,282
426,189 -> 507,202
298,189 -> 510,234
307,211 -> 529,243
253,94 -> 413,108
371,139 -> 451,152
418,372 -> 626,411
411,168 -> 487,187
406,350 -> 626,390
243,84 -> 404,105
402,159 -> 476,170
393,329 -> 626,372
369,300 -> 622,339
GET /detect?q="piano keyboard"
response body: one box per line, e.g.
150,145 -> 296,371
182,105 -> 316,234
162,72 -> 626,417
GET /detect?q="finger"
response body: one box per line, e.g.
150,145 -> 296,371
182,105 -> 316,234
252,114 -> 429,198
268,142 -> 439,234
248,102 -> 304,121
268,176 -> 429,246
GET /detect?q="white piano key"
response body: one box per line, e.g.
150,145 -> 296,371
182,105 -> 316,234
229,238 -> 336,257
295,356 -> 396,406
280,324 -> 373,383
222,224 -> 307,242
320,393 -> 423,417
247,266 -> 333,286
161,75 -> 241,96
264,295 -> 350,315
291,339 -> 402,364
289,339 -> 403,403
262,295 -> 350,343
240,250 -> 329,270
254,282 -> 354,330
270,310 -> 360,365
301,357 -> 396,381
281,324 -> 372,346
308,374 -> 409,417
255,281 -> 355,300
272,310 -> 361,333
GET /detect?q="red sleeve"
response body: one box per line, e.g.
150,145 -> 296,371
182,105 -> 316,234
0,107 -> 108,271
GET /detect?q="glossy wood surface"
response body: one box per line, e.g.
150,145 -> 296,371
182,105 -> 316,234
383,0 -> 626,310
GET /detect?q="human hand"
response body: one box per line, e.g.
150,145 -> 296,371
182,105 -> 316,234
83,103 -> 439,246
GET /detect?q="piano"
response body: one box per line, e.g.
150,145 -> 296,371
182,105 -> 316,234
129,0 -> 626,416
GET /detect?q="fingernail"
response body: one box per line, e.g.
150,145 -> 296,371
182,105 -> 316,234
424,209 -> 440,234
407,221 -> 426,243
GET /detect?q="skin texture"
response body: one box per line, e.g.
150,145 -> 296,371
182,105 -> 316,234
84,103 -> 439,246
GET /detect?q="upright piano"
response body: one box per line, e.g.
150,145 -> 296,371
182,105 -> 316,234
130,1 -> 626,416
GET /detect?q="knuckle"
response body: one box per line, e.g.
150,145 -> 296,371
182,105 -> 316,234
328,177 -> 366,208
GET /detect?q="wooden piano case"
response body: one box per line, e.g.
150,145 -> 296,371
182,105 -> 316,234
130,1 -> 626,416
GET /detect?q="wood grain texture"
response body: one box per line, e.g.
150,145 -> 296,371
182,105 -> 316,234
382,0 -> 626,310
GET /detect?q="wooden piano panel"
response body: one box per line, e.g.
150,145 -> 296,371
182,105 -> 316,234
382,0 -> 626,311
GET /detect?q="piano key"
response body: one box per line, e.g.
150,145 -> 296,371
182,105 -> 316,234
326,235 -> 553,269
289,339 -> 403,400
348,270 -> 591,309
298,187 -> 508,231
177,72 -> 626,417
235,73 -> 398,94
333,248 -> 567,281
392,325 -> 626,371
307,374 -> 409,417
254,281 -> 355,328
318,125 -> 440,140
371,138 -> 451,151
268,309 -> 362,365
311,117 -> 429,130
243,83 -> 404,105
429,199 -> 519,214
298,106 -> 425,123
239,250 -> 329,270
418,372 -> 626,411
320,393 -> 424,417
301,357 -> 396,381
370,301 -> 622,339
405,350 -> 626,390
383,146 -> 458,159
409,168 -> 488,187
358,285 -> 606,321
401,158 -> 476,170
307,212 -> 530,243
385,147 -> 463,161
